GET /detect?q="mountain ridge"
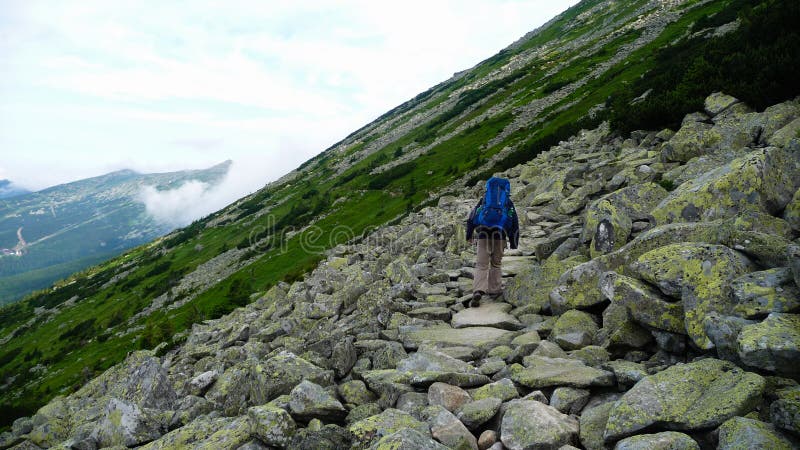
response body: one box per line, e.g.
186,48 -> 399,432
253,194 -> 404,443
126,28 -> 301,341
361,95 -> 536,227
0,160 -> 232,304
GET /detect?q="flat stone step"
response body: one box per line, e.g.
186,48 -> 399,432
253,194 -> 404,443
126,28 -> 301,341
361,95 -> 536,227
400,326 -> 518,352
451,302 -> 523,331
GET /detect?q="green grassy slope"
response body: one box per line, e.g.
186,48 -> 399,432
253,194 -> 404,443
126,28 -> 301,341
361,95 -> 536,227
1,0 -> 798,430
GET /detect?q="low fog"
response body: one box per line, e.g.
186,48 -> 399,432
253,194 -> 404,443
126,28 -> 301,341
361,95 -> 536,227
138,158 -> 272,228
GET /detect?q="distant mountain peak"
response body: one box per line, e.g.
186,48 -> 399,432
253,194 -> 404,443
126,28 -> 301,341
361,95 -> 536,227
0,179 -> 30,199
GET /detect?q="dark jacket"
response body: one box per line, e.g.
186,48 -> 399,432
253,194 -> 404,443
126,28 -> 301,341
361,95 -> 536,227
465,197 -> 520,249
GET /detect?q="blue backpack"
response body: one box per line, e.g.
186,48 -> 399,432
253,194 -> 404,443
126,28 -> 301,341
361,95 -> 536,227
475,177 -> 513,231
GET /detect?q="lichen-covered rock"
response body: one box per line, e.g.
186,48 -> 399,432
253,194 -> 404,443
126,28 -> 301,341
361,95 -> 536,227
603,359 -> 765,443
550,387 -> 590,415
653,145 -> 800,224
630,243 -> 753,349
705,92 -> 741,117
737,313 -> 800,378
731,268 -> 800,319
580,401 -> 614,450
504,256 -> 587,311
550,310 -> 599,351
338,380 -> 377,406
600,272 -> 685,334
768,118 -> 800,147
783,186 -> 800,231
368,428 -> 449,450
500,400 -> 579,450
348,409 -> 430,449
289,423 -> 351,449
140,416 -> 251,450
613,431 -> 699,450
582,183 -> 668,257
513,355 -> 614,389
428,406 -> 479,450
660,120 -> 716,163
248,404 -> 296,448
470,378 -> 519,402
717,416 -> 795,450
456,397 -> 502,430
289,380 -> 347,422
75,351 -> 177,410
92,398 -> 164,448
26,396 -> 71,448
770,386 -> 800,435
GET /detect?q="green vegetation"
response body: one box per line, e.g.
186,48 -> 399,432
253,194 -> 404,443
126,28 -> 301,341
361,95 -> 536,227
2,0 -> 799,432
610,0 -> 800,134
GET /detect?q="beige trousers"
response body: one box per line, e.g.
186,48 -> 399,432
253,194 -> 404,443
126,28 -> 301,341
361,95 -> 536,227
474,237 -> 505,294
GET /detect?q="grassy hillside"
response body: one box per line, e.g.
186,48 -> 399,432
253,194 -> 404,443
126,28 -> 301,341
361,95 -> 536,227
1,0 -> 798,430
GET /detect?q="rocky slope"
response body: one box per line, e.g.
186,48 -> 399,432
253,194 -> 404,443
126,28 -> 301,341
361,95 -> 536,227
0,161 -> 231,304
4,93 -> 799,449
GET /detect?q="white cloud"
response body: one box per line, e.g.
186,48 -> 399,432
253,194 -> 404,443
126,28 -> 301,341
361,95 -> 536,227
1,0 -> 580,215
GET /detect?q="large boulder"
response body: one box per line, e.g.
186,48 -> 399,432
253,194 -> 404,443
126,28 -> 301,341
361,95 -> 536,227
717,416 -> 796,450
500,400 -> 579,450
582,183 -> 668,257
206,352 -> 333,416
248,404 -> 296,448
603,359 -> 765,443
289,380 -> 347,422
504,256 -> 588,312
630,243 -> 753,349
653,144 -> 800,224
737,313 -> 800,378
770,386 -> 800,435
140,416 -> 252,450
92,398 -> 165,448
370,428 -> 450,450
600,272 -> 684,334
731,268 -> 800,319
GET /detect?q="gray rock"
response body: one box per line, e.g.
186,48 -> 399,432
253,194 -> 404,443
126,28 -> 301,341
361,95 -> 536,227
289,423 -> 351,449
401,326 -> 517,352
368,428 -> 449,450
456,397 -> 502,430
550,387 -> 590,415
500,400 -> 579,450
550,310 -> 598,351
348,409 -> 430,449
91,398 -> 164,448
603,360 -> 647,389
331,336 -> 357,378
580,402 -> 614,450
428,382 -> 472,412
717,416 -> 795,450
338,380 -> 377,406
613,431 -> 699,450
451,302 -> 523,330
188,370 -> 218,396
514,355 -> 614,389
247,404 -> 296,448
702,312 -> 756,365
731,268 -> 800,319
428,406 -> 479,450
770,386 -> 800,434
478,430 -> 498,450
470,378 -> 519,402
289,380 -> 347,422
630,243 -> 753,349
737,313 -> 800,378
139,416 -> 251,450
604,358 -> 765,443
396,392 -> 428,420
600,272 -> 685,334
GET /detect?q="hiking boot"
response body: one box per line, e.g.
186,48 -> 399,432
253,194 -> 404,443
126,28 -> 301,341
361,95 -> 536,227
470,291 -> 483,308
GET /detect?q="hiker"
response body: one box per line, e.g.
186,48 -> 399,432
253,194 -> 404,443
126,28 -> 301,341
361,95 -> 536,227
465,177 -> 519,307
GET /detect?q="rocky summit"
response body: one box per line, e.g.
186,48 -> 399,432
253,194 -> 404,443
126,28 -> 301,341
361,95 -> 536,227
2,92 -> 799,449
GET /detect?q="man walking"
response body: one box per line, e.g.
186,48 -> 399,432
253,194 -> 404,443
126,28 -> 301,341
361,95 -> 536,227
465,177 -> 519,307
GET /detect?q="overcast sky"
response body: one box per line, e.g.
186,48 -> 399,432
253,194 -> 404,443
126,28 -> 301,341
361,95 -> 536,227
1,0 -> 578,198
